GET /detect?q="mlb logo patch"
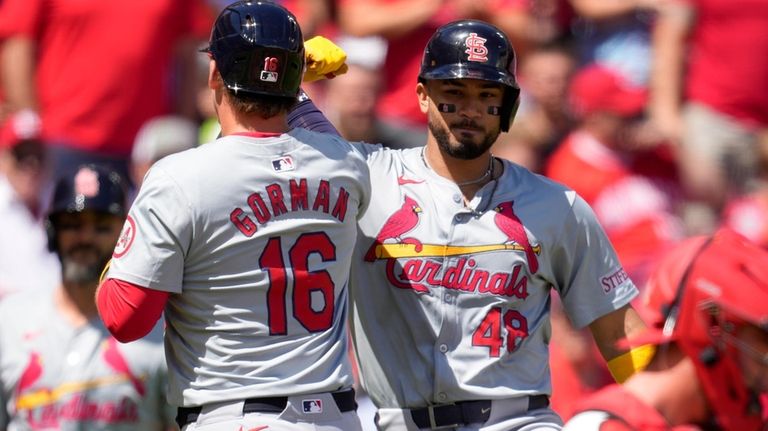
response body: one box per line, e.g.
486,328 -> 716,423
302,399 -> 323,414
260,70 -> 278,82
272,156 -> 295,172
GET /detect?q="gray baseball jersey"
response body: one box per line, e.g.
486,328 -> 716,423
107,129 -> 371,407
349,145 -> 638,409
0,292 -> 171,430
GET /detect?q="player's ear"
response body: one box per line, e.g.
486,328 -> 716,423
209,62 -> 226,106
208,61 -> 221,91
416,82 -> 429,115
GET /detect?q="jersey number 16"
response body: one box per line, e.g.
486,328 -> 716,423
260,232 -> 336,335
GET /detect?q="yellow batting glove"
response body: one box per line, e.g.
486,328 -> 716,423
303,36 -> 349,82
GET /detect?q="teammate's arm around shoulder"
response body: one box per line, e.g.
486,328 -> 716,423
588,304 -> 654,384
288,37 -> 390,157
287,89 -> 385,160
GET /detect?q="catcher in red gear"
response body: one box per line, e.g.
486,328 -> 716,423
563,228 -> 768,431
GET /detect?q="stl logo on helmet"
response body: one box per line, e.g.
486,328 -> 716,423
464,33 -> 489,62
113,215 -> 136,258
260,56 -> 279,83
74,167 -> 100,197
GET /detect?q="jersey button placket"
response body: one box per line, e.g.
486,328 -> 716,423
433,206 -> 465,405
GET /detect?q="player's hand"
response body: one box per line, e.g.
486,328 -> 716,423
303,36 -> 348,82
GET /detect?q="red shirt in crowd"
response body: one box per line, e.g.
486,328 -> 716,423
546,131 -> 683,285
684,0 -> 768,127
0,0 -> 212,157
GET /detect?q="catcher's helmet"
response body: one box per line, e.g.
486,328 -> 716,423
635,228 -> 768,430
204,1 -> 305,99
419,20 -> 520,132
46,165 -> 128,252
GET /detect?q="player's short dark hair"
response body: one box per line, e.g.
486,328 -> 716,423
217,73 -> 297,119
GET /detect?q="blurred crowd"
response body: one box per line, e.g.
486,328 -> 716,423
0,0 -> 766,429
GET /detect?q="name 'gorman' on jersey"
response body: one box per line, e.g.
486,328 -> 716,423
230,178 -> 351,236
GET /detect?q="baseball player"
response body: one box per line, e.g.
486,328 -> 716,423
563,228 -> 768,430
95,2 -> 369,431
287,20 -> 653,430
0,164 -> 172,430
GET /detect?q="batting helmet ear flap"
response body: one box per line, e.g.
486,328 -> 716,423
501,87 -> 521,132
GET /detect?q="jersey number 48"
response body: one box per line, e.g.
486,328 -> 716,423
471,307 -> 529,357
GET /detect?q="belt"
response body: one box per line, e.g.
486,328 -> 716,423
175,389 -> 357,429
410,394 -> 549,430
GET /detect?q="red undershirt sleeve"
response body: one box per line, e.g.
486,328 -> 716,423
97,278 -> 170,343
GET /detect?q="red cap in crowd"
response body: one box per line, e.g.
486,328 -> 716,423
569,64 -> 647,118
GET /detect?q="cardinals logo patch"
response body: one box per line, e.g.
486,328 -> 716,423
113,216 -> 136,258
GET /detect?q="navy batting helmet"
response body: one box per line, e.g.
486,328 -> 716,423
419,20 -> 520,132
46,165 -> 128,252
203,1 -> 305,99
